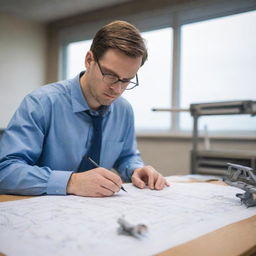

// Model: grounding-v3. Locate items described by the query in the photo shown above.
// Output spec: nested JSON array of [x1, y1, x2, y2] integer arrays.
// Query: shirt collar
[[70, 71, 112, 116]]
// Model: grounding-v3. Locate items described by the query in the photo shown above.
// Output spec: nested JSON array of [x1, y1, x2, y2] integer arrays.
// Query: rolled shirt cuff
[[46, 170, 73, 195]]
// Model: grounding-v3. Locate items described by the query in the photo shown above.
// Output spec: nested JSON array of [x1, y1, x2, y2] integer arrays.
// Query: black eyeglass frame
[[94, 55, 139, 90]]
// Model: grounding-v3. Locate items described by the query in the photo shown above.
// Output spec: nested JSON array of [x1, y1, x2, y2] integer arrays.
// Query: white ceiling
[[0, 0, 132, 23]]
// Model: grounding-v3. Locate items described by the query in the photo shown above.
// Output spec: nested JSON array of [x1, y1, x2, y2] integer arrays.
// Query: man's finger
[[165, 179, 171, 187], [100, 177, 121, 193], [97, 186, 115, 197], [155, 175, 164, 190], [147, 169, 155, 189], [96, 168, 122, 187], [131, 175, 145, 189]]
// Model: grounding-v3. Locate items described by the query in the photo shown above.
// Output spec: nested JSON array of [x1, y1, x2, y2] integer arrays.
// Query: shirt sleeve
[[0, 95, 72, 195], [113, 104, 144, 182]]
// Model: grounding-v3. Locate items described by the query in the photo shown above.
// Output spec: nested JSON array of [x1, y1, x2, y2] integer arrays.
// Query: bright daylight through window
[[123, 28, 173, 131], [180, 10, 256, 132]]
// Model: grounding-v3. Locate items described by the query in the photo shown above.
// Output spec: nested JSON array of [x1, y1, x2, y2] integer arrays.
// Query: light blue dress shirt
[[0, 73, 144, 195]]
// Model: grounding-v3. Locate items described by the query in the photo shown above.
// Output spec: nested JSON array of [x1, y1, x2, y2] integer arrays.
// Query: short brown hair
[[90, 20, 148, 66]]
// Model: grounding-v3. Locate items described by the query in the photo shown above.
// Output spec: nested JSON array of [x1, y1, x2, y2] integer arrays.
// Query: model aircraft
[[223, 163, 256, 207], [117, 217, 148, 239]]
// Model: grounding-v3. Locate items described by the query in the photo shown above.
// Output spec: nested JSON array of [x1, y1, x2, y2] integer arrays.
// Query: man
[[0, 20, 169, 197]]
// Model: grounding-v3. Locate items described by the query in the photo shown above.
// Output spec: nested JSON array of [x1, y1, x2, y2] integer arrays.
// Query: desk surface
[[1, 184, 256, 256]]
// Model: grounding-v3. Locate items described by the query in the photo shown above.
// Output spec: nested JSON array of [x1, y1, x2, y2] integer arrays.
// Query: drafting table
[[153, 100, 256, 175], [189, 100, 256, 175], [0, 177, 255, 256]]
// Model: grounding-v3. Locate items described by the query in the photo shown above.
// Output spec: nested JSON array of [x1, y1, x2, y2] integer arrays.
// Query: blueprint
[[0, 178, 256, 256]]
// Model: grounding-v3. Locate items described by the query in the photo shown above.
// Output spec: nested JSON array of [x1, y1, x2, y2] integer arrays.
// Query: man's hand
[[67, 168, 123, 197], [131, 166, 170, 190]]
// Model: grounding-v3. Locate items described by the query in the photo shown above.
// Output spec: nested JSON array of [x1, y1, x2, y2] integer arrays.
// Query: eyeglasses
[[95, 56, 139, 90]]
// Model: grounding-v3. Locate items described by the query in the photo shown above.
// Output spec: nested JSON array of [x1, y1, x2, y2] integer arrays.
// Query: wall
[[137, 136, 192, 176], [0, 14, 47, 128]]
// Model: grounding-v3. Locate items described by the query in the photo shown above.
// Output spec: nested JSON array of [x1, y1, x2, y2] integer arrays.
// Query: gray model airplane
[[117, 217, 148, 239], [223, 163, 256, 207]]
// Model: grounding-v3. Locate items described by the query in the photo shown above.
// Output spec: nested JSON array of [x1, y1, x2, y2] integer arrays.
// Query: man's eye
[[105, 75, 118, 81]]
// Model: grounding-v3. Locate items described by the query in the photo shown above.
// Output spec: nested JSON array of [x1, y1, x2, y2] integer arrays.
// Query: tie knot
[[85, 111, 103, 131]]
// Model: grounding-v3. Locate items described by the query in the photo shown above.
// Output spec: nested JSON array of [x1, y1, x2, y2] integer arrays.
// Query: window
[[63, 9, 256, 134], [123, 28, 173, 131], [180, 10, 256, 131], [66, 40, 92, 79]]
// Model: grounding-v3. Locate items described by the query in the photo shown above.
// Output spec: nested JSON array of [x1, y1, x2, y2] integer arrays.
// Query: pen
[[87, 156, 127, 192]]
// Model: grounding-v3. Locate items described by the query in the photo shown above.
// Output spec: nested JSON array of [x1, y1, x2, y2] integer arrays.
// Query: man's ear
[[85, 51, 94, 70]]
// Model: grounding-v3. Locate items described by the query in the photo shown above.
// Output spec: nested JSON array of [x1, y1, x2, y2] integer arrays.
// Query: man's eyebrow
[[101, 65, 135, 80]]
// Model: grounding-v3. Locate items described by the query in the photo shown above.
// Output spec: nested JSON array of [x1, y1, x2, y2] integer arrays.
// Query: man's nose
[[109, 81, 123, 94]]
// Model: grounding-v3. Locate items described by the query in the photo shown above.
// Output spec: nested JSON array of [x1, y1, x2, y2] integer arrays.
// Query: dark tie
[[78, 113, 103, 172]]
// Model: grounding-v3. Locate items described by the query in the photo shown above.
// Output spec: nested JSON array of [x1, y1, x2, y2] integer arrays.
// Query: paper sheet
[[0, 178, 255, 256], [168, 174, 222, 182]]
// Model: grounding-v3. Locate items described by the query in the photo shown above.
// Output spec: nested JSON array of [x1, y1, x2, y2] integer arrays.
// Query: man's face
[[83, 49, 142, 110]]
